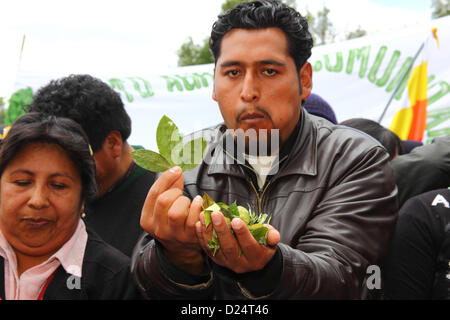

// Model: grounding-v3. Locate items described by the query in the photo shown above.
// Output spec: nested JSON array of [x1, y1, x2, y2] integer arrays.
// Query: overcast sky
[[0, 0, 433, 99]]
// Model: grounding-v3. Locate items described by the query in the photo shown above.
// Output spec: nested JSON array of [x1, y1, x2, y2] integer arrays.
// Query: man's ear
[[104, 131, 123, 158], [299, 62, 312, 100]]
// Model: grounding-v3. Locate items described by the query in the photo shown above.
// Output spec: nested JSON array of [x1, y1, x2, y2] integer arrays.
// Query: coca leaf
[[131, 149, 172, 173]]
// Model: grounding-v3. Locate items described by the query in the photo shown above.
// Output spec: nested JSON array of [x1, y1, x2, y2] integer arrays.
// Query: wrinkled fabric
[[133, 110, 398, 299]]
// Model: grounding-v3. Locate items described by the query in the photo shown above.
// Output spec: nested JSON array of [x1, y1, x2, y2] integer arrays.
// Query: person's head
[[340, 118, 403, 160], [303, 93, 338, 124], [0, 112, 96, 264], [210, 0, 313, 151], [27, 74, 132, 196]]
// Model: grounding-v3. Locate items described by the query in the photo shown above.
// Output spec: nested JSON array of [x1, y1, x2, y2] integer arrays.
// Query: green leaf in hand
[[237, 206, 250, 224], [201, 193, 272, 256], [202, 193, 215, 210], [131, 115, 206, 172], [131, 149, 172, 172], [179, 137, 207, 172], [204, 203, 221, 228], [208, 230, 221, 256], [157, 115, 182, 165], [248, 224, 269, 245]]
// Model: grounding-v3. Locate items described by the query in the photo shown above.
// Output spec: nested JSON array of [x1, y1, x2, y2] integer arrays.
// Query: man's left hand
[[195, 211, 280, 274]]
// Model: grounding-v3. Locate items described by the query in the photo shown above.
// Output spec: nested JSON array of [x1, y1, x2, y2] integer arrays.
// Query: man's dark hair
[[210, 0, 313, 71], [27, 74, 131, 152], [0, 112, 97, 203], [340, 118, 403, 160]]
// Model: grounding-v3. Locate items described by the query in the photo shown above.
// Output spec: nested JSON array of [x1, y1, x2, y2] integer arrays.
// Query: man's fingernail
[[232, 218, 243, 230], [212, 212, 222, 226], [169, 166, 181, 174], [194, 195, 202, 204]]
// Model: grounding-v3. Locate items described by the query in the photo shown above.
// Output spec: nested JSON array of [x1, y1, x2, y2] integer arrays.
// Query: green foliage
[[5, 87, 33, 125], [202, 193, 271, 256], [131, 115, 206, 172], [309, 6, 335, 45], [431, 0, 450, 18], [346, 26, 367, 40], [177, 37, 214, 67], [307, 5, 365, 45], [221, 0, 248, 12], [0, 97, 6, 124]]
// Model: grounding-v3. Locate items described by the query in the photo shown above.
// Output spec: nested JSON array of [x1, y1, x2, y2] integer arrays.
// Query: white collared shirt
[[244, 154, 277, 190]]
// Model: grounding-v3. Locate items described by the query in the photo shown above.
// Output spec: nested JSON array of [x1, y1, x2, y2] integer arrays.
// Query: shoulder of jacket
[[313, 119, 386, 156], [401, 188, 450, 226], [183, 122, 226, 146]]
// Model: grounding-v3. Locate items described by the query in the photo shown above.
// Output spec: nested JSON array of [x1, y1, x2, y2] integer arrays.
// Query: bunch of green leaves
[[202, 193, 271, 256], [131, 115, 206, 172]]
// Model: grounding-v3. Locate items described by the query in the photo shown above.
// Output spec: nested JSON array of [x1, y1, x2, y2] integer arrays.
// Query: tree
[[177, 0, 297, 66], [346, 26, 367, 40], [4, 87, 33, 125], [0, 97, 5, 124], [177, 37, 214, 66], [431, 0, 450, 18], [309, 5, 335, 46], [221, 0, 247, 12]]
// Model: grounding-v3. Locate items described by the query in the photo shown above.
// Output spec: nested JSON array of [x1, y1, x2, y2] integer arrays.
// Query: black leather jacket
[[132, 109, 398, 299]]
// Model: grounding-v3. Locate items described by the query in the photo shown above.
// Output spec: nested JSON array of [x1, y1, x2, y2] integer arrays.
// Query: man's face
[[92, 146, 116, 196], [213, 27, 312, 149]]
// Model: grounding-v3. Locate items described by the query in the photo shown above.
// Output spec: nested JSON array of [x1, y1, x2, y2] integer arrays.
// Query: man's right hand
[[140, 166, 204, 274]]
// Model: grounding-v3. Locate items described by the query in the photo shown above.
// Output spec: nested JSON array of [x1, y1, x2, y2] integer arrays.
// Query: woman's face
[[0, 142, 83, 259]]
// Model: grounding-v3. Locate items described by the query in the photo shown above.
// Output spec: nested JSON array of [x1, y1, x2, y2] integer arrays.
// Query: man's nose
[[28, 185, 50, 209], [240, 72, 260, 102]]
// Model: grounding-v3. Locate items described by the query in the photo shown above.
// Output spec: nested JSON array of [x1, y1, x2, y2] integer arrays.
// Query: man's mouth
[[239, 111, 266, 122]]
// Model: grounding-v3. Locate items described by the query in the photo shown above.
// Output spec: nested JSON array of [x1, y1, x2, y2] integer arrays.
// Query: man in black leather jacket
[[391, 134, 450, 208], [131, 0, 398, 299]]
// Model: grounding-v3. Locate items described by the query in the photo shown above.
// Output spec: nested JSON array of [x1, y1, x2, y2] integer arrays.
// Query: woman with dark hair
[[0, 112, 141, 299]]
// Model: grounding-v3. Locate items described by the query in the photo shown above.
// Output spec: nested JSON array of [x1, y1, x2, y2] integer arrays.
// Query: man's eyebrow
[[258, 59, 286, 66], [219, 61, 241, 68], [219, 60, 286, 68]]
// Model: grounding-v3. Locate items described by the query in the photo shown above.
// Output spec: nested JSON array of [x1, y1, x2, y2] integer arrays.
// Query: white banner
[[10, 16, 450, 150]]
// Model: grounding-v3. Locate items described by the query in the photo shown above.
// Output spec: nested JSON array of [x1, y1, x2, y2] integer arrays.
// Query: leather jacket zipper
[[221, 143, 289, 215], [249, 179, 271, 215], [248, 154, 288, 215]]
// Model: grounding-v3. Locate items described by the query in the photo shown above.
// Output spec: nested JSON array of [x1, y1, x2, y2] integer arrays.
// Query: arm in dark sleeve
[[213, 246, 283, 299], [131, 234, 214, 299], [383, 194, 441, 299], [272, 146, 398, 299]]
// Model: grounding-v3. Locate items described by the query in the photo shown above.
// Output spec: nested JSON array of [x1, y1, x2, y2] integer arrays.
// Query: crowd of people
[[0, 0, 448, 300]]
